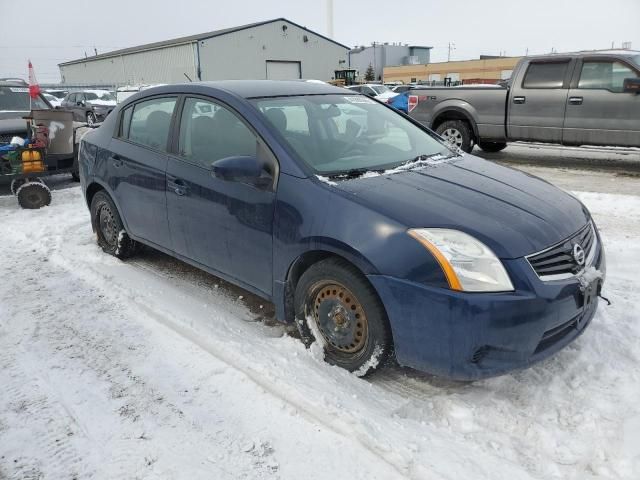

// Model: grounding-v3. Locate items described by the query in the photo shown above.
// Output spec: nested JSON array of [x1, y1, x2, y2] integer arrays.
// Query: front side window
[[370, 85, 390, 95], [522, 61, 569, 89], [127, 97, 176, 151], [178, 98, 258, 167], [578, 61, 639, 92], [252, 94, 449, 176]]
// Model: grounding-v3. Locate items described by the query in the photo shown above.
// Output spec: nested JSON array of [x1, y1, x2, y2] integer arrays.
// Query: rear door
[[563, 57, 640, 146], [166, 96, 277, 295], [108, 96, 177, 248], [507, 58, 574, 143]]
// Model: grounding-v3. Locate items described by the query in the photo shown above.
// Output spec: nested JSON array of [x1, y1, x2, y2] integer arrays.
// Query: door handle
[[110, 155, 123, 168], [513, 96, 526, 104], [568, 96, 583, 105], [167, 179, 188, 196]]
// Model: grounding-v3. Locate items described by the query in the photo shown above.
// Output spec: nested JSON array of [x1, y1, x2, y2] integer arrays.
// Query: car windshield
[[85, 91, 115, 101], [251, 94, 451, 176], [370, 85, 390, 95], [0, 86, 50, 111]]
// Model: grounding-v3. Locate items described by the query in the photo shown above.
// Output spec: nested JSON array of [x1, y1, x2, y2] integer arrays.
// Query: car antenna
[[183, 73, 193, 82]]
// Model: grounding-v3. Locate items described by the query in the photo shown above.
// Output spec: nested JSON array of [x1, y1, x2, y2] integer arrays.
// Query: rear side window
[[126, 97, 176, 151], [578, 61, 639, 92], [522, 62, 569, 89]]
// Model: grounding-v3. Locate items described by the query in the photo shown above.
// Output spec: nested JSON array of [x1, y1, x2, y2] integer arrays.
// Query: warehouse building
[[349, 43, 432, 82], [384, 56, 521, 85], [58, 18, 350, 85]]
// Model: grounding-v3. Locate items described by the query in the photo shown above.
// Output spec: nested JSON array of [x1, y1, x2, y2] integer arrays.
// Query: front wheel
[[16, 181, 51, 209], [90, 191, 137, 259], [86, 111, 97, 126], [435, 120, 474, 153], [294, 258, 393, 376], [478, 141, 508, 153]]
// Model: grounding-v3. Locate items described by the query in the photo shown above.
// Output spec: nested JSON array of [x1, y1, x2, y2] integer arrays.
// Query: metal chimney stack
[[327, 0, 334, 38]]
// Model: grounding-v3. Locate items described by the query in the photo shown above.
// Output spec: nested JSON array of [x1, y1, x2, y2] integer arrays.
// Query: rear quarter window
[[522, 62, 570, 89]]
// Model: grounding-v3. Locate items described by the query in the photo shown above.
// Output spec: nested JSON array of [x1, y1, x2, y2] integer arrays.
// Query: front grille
[[527, 222, 596, 280]]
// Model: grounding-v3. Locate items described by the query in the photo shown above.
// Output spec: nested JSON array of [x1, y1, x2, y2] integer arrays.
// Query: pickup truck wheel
[[294, 258, 393, 377], [435, 120, 473, 153], [478, 141, 508, 153]]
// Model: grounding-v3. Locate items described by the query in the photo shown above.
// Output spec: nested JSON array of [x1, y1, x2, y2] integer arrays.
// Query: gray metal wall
[[349, 45, 431, 81], [198, 20, 348, 81], [59, 43, 198, 85]]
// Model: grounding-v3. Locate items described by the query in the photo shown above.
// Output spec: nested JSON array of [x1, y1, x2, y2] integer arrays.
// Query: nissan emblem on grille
[[573, 243, 586, 266]]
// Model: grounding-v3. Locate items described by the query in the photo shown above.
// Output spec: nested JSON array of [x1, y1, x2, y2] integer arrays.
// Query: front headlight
[[408, 228, 514, 292]]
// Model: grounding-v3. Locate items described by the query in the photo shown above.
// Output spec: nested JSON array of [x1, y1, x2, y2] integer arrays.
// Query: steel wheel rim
[[310, 282, 368, 354], [98, 204, 117, 247], [442, 128, 463, 147]]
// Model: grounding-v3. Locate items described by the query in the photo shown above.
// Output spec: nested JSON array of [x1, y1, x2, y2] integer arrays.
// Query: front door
[[507, 59, 573, 143], [166, 97, 277, 295], [563, 58, 640, 147], [108, 96, 177, 248]]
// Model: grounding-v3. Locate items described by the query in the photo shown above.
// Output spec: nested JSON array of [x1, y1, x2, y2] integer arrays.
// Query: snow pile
[[0, 186, 639, 479]]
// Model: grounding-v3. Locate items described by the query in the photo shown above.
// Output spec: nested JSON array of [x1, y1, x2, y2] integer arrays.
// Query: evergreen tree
[[364, 63, 375, 82]]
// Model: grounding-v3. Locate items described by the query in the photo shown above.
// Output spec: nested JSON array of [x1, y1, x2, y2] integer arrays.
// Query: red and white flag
[[28, 60, 41, 99]]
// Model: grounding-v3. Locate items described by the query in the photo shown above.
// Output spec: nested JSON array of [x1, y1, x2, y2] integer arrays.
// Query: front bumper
[[368, 242, 605, 381]]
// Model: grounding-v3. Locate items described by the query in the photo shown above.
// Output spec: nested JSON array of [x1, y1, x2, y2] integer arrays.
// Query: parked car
[[391, 84, 418, 93], [61, 89, 116, 125], [79, 80, 605, 380], [345, 84, 397, 102], [410, 50, 640, 152], [44, 89, 68, 101], [43, 92, 62, 108]]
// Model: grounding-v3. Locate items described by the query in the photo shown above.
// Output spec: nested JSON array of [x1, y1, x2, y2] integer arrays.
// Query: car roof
[[0, 78, 28, 87], [141, 80, 349, 99]]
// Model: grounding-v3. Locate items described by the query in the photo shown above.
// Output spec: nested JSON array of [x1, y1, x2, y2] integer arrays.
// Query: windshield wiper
[[327, 168, 383, 179]]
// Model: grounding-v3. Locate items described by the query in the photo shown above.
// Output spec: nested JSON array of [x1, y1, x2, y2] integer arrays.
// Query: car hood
[[330, 155, 589, 259]]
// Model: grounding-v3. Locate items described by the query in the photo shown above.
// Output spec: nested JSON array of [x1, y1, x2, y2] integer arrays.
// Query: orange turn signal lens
[[408, 230, 463, 291]]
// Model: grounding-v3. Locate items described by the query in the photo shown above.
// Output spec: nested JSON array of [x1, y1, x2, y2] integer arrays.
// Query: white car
[[43, 92, 62, 108], [345, 84, 397, 102]]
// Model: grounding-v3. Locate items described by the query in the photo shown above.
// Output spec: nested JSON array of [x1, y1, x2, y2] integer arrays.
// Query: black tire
[[10, 178, 26, 196], [86, 111, 97, 126], [478, 141, 508, 153], [435, 120, 474, 153], [90, 190, 137, 259], [294, 258, 393, 376], [71, 170, 80, 182], [16, 182, 51, 209]]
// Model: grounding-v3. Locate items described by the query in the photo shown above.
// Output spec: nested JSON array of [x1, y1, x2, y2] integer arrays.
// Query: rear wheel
[[16, 181, 51, 209], [435, 120, 473, 153], [294, 258, 393, 376], [478, 141, 507, 153], [90, 191, 137, 259]]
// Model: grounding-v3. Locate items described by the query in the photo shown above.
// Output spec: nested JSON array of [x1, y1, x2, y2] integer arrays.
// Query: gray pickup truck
[[409, 50, 640, 152]]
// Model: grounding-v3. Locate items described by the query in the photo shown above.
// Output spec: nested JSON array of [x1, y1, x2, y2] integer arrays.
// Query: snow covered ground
[[1, 180, 639, 479]]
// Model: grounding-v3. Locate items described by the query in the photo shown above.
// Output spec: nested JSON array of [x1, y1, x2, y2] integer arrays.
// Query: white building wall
[[197, 20, 348, 81], [60, 43, 197, 85]]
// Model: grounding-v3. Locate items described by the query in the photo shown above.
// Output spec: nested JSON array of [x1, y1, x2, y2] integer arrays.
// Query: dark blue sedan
[[78, 81, 605, 380]]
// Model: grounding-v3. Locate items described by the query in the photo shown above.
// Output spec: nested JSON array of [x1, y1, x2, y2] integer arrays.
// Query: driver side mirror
[[623, 78, 640, 94], [77, 100, 85, 106], [211, 155, 271, 188]]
